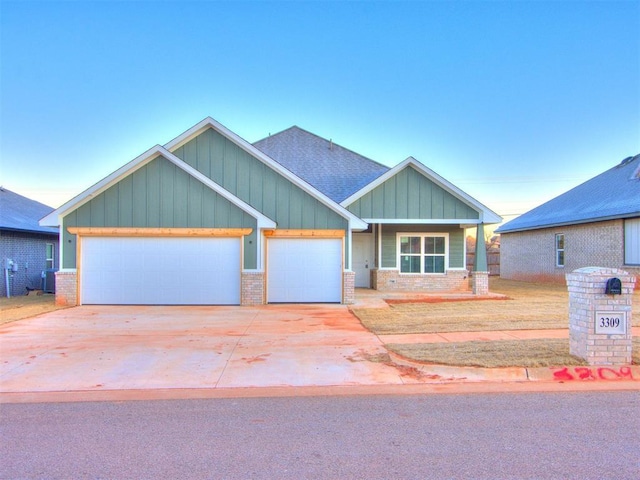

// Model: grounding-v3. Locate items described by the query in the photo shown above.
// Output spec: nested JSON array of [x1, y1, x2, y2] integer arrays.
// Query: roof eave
[[497, 212, 640, 234], [0, 226, 59, 236]]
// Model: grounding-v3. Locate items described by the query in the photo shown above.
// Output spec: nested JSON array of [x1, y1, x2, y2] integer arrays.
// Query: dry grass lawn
[[0, 294, 66, 325], [387, 339, 589, 368], [353, 277, 639, 335], [388, 338, 640, 368], [353, 278, 640, 368]]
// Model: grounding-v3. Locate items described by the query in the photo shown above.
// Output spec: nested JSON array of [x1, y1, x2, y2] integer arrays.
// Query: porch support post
[[472, 223, 489, 295], [474, 223, 488, 272]]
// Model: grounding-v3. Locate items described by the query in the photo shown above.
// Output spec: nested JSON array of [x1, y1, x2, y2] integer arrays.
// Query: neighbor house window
[[46, 243, 54, 269], [624, 218, 640, 265], [555, 234, 564, 267], [399, 234, 448, 273]]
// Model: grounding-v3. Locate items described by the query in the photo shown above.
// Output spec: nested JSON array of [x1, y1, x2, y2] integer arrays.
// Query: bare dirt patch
[[0, 294, 67, 325]]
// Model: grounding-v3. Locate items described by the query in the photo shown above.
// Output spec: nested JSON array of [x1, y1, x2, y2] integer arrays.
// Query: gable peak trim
[[165, 117, 368, 230], [340, 156, 501, 224]]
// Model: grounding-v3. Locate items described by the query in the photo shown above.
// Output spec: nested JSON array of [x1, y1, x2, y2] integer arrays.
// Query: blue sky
[[1, 1, 639, 227]]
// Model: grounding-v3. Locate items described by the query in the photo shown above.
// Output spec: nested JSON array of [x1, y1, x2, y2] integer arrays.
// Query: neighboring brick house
[[497, 154, 640, 283], [41, 117, 501, 306], [0, 188, 59, 296]]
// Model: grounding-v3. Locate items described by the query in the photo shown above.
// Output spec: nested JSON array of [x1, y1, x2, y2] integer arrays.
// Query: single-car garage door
[[81, 236, 240, 305], [267, 238, 342, 303]]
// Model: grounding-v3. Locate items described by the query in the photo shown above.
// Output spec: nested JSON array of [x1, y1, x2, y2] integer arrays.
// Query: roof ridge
[[254, 126, 390, 170]]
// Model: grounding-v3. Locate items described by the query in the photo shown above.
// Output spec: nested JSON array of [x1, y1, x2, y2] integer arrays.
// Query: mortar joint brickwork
[[371, 269, 469, 293], [566, 267, 635, 365], [343, 271, 355, 304], [241, 271, 264, 306], [54, 271, 77, 306]]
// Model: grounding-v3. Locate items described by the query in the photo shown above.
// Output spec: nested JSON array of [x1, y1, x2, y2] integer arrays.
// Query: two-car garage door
[[80, 236, 343, 305], [81, 237, 241, 305]]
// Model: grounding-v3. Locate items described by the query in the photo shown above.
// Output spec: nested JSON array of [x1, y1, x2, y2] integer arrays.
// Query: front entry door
[[353, 234, 374, 288]]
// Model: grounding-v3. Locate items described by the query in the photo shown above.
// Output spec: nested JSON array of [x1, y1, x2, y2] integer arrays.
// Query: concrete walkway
[[379, 326, 640, 344]]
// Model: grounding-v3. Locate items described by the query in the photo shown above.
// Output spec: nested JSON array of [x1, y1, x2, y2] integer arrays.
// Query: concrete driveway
[[0, 304, 410, 393]]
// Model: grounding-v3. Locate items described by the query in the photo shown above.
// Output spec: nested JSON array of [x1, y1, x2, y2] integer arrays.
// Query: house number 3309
[[599, 317, 620, 328], [594, 311, 626, 334]]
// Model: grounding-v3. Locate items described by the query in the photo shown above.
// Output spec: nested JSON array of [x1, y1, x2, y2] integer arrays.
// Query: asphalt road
[[1, 391, 638, 479]]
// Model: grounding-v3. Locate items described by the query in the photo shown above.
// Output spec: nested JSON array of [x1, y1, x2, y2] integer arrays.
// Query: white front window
[[398, 233, 448, 274]]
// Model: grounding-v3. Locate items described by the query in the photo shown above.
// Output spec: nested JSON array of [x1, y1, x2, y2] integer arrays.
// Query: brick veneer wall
[[500, 219, 640, 283], [0, 231, 58, 297], [241, 271, 264, 305], [471, 271, 489, 295], [372, 269, 469, 292], [566, 267, 635, 365], [55, 271, 77, 306], [343, 271, 355, 304]]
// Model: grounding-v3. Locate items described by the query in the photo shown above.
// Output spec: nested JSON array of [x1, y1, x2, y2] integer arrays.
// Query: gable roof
[[164, 118, 367, 230], [341, 157, 503, 224], [497, 153, 640, 233], [253, 126, 389, 203], [40, 117, 367, 231], [0, 188, 58, 235], [40, 145, 277, 230]]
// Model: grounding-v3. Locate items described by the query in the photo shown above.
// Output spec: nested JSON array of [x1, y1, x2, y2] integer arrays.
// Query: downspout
[[5, 265, 10, 298]]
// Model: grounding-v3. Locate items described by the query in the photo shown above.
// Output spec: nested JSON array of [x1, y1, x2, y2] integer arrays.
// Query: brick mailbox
[[566, 267, 636, 365]]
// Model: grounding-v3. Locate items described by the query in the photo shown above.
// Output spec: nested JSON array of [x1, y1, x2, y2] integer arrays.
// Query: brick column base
[[343, 271, 355, 304], [566, 267, 635, 365], [55, 270, 77, 306], [471, 271, 489, 295], [241, 271, 264, 306]]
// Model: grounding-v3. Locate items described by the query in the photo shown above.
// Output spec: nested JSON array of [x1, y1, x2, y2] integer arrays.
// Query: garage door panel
[[268, 238, 342, 303], [81, 237, 240, 305]]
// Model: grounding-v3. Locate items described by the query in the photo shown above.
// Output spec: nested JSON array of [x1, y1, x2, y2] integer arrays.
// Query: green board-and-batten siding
[[61, 155, 257, 269], [173, 129, 348, 231], [347, 165, 480, 221], [380, 224, 465, 269]]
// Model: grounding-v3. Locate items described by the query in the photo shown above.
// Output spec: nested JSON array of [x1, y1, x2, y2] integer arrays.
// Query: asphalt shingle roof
[[0, 188, 58, 235], [497, 154, 640, 233], [253, 126, 390, 203]]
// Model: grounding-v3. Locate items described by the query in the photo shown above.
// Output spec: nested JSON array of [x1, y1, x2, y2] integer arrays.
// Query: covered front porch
[[350, 222, 492, 297]]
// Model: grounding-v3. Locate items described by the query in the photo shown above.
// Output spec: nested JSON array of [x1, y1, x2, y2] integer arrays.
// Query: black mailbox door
[[605, 278, 622, 295]]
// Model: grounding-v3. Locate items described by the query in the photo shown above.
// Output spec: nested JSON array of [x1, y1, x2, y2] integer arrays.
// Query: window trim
[[555, 233, 565, 268], [397, 232, 449, 274], [624, 218, 640, 266], [46, 243, 55, 270]]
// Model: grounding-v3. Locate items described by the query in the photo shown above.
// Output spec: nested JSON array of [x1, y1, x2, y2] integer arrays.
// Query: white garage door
[[268, 238, 342, 303], [81, 237, 240, 305]]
